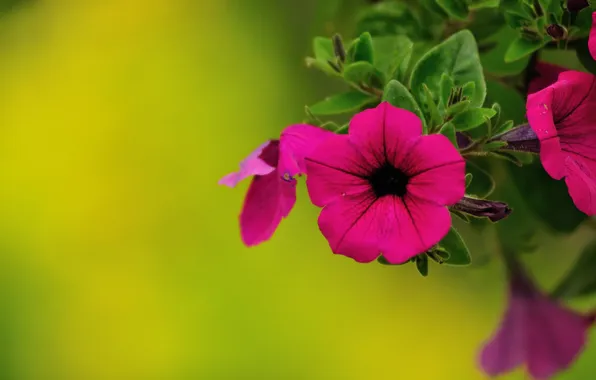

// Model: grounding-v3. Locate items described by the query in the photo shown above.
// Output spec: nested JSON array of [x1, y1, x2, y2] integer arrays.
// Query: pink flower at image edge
[[219, 125, 332, 246], [526, 70, 596, 215], [305, 102, 466, 264]]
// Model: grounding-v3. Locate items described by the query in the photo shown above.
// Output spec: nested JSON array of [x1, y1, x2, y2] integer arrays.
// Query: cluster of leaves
[[304, 0, 596, 278]]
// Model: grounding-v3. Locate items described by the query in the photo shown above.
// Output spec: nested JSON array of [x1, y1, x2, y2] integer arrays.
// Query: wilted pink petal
[[218, 141, 276, 187], [526, 70, 596, 215], [305, 102, 465, 263], [479, 266, 592, 379], [221, 124, 331, 246], [590, 12, 596, 60]]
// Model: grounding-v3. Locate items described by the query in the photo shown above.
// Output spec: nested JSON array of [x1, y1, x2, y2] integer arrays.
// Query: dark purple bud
[[452, 197, 512, 222], [332, 34, 346, 63], [567, 0, 590, 12], [546, 24, 568, 41], [492, 124, 540, 153], [456, 132, 472, 149]]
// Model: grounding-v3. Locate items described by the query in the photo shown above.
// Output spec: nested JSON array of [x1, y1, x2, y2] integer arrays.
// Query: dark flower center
[[369, 163, 409, 198]]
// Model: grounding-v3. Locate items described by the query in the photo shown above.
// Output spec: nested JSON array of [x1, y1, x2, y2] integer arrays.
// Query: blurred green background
[[0, 0, 594, 379]]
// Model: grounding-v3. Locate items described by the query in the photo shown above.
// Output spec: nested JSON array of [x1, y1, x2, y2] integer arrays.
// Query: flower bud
[[546, 24, 568, 41], [492, 124, 540, 153], [452, 197, 511, 222], [332, 34, 346, 63], [567, 0, 590, 12]]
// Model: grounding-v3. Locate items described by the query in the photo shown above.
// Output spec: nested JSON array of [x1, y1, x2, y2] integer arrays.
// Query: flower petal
[[240, 171, 296, 246], [381, 196, 452, 263], [564, 158, 596, 215], [400, 134, 465, 181], [305, 134, 371, 207], [348, 102, 422, 168], [219, 141, 277, 187], [590, 12, 596, 60], [478, 294, 526, 377], [528, 62, 566, 95], [317, 191, 384, 263], [279, 124, 333, 177], [526, 295, 590, 379]]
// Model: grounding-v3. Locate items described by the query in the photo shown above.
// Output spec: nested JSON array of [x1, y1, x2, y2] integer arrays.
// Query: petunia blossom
[[479, 260, 593, 379], [305, 102, 465, 264], [525, 70, 596, 215], [219, 125, 332, 246], [590, 11, 596, 60]]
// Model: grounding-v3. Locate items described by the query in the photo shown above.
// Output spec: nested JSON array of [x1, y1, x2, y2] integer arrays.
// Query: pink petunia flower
[[219, 125, 332, 246], [590, 12, 596, 60], [304, 102, 466, 264], [526, 70, 596, 215], [479, 260, 593, 379]]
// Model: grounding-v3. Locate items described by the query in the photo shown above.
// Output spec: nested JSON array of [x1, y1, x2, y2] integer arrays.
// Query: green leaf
[[352, 32, 374, 64], [465, 173, 473, 187], [410, 30, 486, 109], [310, 92, 377, 115], [422, 84, 442, 129], [320, 121, 340, 132], [505, 36, 547, 63], [446, 100, 472, 118], [468, 0, 500, 9], [305, 57, 341, 76], [439, 73, 455, 109], [313, 37, 335, 61], [493, 120, 515, 136], [356, 2, 424, 39], [508, 161, 587, 232], [343, 61, 375, 84], [436, 0, 469, 20], [484, 80, 526, 124], [552, 240, 596, 299], [483, 141, 508, 152], [491, 103, 502, 129], [451, 209, 471, 223], [467, 160, 495, 197], [383, 80, 427, 132], [372, 35, 413, 83], [491, 151, 524, 166], [439, 122, 457, 147], [461, 81, 476, 102], [440, 227, 472, 266], [481, 28, 531, 76], [336, 123, 349, 134], [415, 254, 429, 276], [452, 108, 497, 131]]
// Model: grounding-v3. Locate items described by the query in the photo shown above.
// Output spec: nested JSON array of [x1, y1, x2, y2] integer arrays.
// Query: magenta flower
[[304, 102, 465, 264], [526, 70, 596, 215], [219, 125, 332, 246], [590, 12, 596, 60], [479, 264, 593, 379]]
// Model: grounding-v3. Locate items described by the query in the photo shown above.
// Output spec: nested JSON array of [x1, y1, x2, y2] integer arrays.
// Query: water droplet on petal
[[341, 192, 346, 197], [282, 172, 292, 182]]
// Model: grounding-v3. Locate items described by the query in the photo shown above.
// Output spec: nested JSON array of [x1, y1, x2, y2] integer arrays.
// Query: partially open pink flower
[[219, 125, 331, 246], [589, 12, 596, 60], [305, 102, 465, 264], [526, 71, 596, 215], [527, 62, 566, 95], [479, 263, 593, 379]]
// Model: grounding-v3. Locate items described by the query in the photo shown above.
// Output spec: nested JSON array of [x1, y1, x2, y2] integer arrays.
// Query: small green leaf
[[372, 35, 413, 83], [439, 122, 457, 147], [483, 141, 508, 152], [505, 36, 547, 63], [309, 92, 377, 115], [343, 61, 375, 84], [313, 37, 335, 61], [451, 209, 471, 223], [439, 73, 455, 109], [440, 227, 472, 266], [305, 57, 341, 76], [468, 0, 500, 9], [427, 248, 450, 264], [467, 160, 495, 197], [461, 81, 476, 101], [416, 254, 429, 276], [422, 84, 442, 129], [491, 103, 502, 130], [465, 173, 473, 187], [436, 0, 469, 20], [410, 30, 487, 109], [481, 27, 531, 76], [491, 151, 524, 166], [446, 100, 472, 118], [452, 108, 497, 131], [336, 124, 349, 134], [552, 240, 596, 299], [352, 32, 374, 64], [320, 121, 340, 132], [383, 80, 427, 132], [493, 120, 515, 136]]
